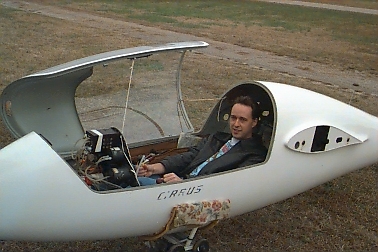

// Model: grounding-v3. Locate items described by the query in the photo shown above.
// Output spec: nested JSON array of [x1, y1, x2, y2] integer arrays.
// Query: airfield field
[[1, 0, 377, 251]]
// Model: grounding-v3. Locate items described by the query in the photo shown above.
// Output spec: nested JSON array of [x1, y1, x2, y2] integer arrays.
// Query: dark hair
[[233, 96, 261, 120]]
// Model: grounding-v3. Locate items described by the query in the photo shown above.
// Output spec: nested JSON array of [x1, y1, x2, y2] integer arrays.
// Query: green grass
[[52, 0, 377, 48], [0, 4, 18, 17]]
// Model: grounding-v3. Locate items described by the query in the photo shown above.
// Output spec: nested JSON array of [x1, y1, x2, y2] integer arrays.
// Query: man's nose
[[234, 119, 241, 126]]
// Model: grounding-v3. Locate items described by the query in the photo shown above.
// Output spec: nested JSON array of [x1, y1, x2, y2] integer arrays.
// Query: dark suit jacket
[[161, 132, 267, 178]]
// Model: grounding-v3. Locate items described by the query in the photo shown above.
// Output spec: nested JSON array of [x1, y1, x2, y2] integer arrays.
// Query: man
[[137, 96, 267, 185]]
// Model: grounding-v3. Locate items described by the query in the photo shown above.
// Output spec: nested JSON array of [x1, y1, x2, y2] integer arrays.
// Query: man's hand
[[163, 173, 183, 183], [137, 163, 153, 177], [136, 163, 181, 183], [137, 163, 165, 177]]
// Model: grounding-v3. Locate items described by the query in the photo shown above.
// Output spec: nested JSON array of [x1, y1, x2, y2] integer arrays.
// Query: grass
[[0, 1, 377, 251], [28, 0, 378, 73], [46, 0, 378, 44]]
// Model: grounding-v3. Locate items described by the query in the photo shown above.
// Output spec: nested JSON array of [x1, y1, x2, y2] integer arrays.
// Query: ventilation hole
[[295, 141, 300, 149]]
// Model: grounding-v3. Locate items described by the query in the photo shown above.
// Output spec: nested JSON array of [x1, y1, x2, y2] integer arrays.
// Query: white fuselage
[[1, 81, 377, 241]]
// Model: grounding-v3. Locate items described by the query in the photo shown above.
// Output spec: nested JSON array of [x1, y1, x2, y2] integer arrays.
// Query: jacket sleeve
[[160, 136, 209, 175]]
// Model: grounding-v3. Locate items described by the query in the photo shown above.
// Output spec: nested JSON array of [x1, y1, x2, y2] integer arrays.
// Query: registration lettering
[[157, 185, 203, 200]]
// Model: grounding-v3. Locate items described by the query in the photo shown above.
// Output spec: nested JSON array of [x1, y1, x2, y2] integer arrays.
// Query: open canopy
[[0, 41, 209, 156]]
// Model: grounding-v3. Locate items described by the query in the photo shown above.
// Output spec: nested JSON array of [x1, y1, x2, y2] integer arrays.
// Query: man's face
[[229, 103, 257, 140]]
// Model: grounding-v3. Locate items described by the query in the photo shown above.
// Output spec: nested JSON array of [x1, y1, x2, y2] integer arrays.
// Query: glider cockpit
[[71, 81, 275, 191]]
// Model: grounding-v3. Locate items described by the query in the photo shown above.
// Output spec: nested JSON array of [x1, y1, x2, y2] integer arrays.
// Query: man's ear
[[252, 118, 258, 128]]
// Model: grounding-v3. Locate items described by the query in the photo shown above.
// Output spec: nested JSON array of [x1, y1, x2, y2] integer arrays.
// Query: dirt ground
[[0, 0, 377, 251]]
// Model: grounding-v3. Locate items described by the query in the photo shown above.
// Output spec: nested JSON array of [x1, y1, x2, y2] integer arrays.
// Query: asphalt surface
[[259, 0, 378, 15]]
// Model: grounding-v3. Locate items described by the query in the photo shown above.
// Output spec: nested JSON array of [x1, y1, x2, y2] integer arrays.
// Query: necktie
[[189, 139, 233, 177]]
